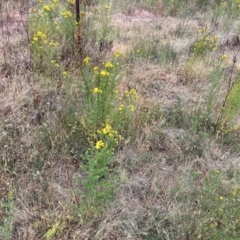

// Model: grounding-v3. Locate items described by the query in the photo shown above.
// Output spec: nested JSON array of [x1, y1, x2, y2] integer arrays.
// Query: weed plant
[[132, 39, 177, 64], [172, 168, 240, 239], [29, 0, 76, 72], [0, 190, 15, 240], [78, 54, 138, 216], [190, 28, 218, 58], [28, 0, 138, 222]]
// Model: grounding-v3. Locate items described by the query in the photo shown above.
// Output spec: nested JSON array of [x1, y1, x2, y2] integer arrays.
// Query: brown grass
[[1, 1, 240, 239]]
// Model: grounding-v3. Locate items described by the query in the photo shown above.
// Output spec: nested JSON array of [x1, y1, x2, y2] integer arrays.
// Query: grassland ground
[[1, 0, 240, 239]]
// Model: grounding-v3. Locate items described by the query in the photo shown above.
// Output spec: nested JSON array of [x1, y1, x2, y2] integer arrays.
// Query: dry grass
[[1, 0, 240, 239]]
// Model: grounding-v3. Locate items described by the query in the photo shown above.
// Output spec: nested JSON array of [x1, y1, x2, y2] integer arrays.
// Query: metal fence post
[[76, 0, 80, 24]]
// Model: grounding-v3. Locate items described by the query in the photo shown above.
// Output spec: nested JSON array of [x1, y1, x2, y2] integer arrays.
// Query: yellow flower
[[126, 88, 138, 98], [83, 56, 90, 65], [215, 196, 223, 201], [221, 54, 227, 60], [7, 190, 14, 200], [95, 140, 105, 149], [61, 11, 72, 18], [62, 71, 68, 75], [33, 37, 38, 41], [109, 130, 118, 138], [118, 104, 124, 111], [104, 4, 110, 10], [136, 49, 141, 53], [55, 63, 59, 68], [129, 88, 137, 95], [102, 124, 112, 134], [43, 5, 51, 11], [210, 223, 215, 228], [130, 105, 135, 111], [36, 31, 46, 39], [100, 70, 109, 77], [92, 87, 102, 94], [67, 0, 75, 4], [105, 61, 113, 68], [93, 66, 99, 72], [114, 51, 121, 57], [232, 187, 238, 197], [49, 40, 57, 46]]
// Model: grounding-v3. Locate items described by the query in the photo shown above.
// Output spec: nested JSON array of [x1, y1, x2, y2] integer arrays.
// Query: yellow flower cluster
[[92, 87, 102, 94], [67, 0, 76, 4], [95, 124, 121, 148], [32, 31, 47, 43], [98, 124, 119, 137], [92, 61, 113, 76], [100, 70, 110, 77], [95, 124, 121, 150], [215, 196, 224, 201], [221, 54, 227, 60], [54, 22, 61, 31], [61, 11, 72, 18], [51, 60, 59, 68], [197, 27, 207, 34], [104, 4, 110, 10], [95, 123, 121, 150], [36, 31, 46, 39], [118, 104, 124, 111], [113, 51, 121, 57], [130, 105, 134, 111], [232, 187, 238, 197], [125, 88, 138, 98], [49, 40, 59, 46], [83, 57, 90, 65], [105, 61, 113, 68], [43, 5, 51, 12], [193, 35, 218, 55], [102, 124, 112, 134], [95, 140, 105, 149]]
